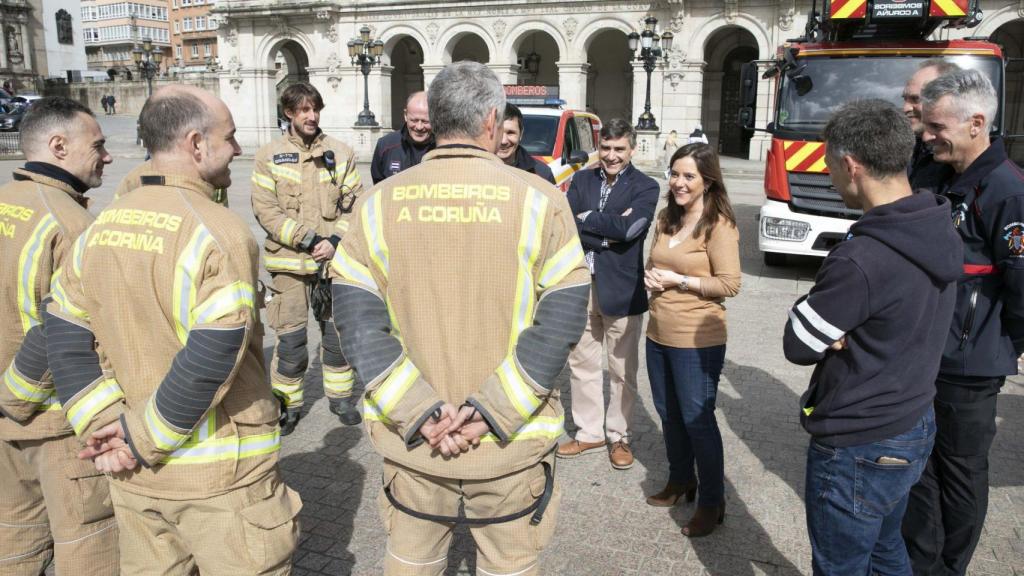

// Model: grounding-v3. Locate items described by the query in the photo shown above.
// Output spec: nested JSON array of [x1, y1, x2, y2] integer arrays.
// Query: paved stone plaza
[[9, 115, 1022, 575]]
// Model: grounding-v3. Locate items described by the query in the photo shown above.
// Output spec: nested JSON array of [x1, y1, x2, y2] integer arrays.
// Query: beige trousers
[[567, 284, 643, 443], [110, 471, 302, 575], [0, 435, 118, 575], [379, 457, 561, 576]]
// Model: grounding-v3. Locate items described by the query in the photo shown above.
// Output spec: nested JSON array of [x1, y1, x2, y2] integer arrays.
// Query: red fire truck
[[740, 0, 1009, 265]]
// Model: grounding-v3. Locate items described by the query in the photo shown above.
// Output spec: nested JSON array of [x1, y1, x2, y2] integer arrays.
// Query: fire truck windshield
[[777, 55, 1003, 134], [521, 114, 560, 156]]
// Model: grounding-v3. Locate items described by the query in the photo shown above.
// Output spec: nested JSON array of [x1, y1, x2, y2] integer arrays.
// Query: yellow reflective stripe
[[160, 430, 280, 465], [173, 227, 214, 344], [191, 281, 255, 325], [264, 256, 318, 273], [330, 247, 376, 290], [334, 219, 350, 235], [480, 415, 564, 443], [252, 172, 276, 191], [50, 275, 88, 321], [3, 364, 50, 403], [279, 219, 299, 246], [538, 238, 584, 290], [17, 214, 59, 333], [37, 393, 61, 411], [319, 169, 334, 183], [71, 227, 89, 278], [496, 357, 542, 419], [508, 188, 549, 354], [324, 369, 355, 393], [145, 399, 191, 452], [803, 406, 814, 416], [267, 163, 301, 184], [362, 193, 390, 278], [369, 357, 419, 417], [362, 398, 392, 424], [67, 378, 123, 435], [343, 169, 361, 188]]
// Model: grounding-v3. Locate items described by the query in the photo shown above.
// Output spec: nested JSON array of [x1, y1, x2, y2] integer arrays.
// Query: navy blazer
[[566, 164, 660, 316]]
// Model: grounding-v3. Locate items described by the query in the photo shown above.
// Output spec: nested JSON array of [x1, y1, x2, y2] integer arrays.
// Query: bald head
[[139, 85, 225, 154], [404, 91, 431, 145]]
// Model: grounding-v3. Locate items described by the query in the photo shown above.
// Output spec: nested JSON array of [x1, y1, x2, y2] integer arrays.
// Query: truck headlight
[[762, 217, 810, 241]]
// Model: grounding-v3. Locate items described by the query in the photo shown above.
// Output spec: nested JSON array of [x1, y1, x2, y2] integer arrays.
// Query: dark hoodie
[[784, 192, 963, 447], [370, 123, 435, 184], [510, 145, 555, 184]]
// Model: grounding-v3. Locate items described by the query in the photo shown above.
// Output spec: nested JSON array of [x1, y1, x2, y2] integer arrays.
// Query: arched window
[[56, 9, 74, 45]]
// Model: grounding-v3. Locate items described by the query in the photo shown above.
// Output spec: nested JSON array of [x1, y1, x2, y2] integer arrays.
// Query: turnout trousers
[[378, 456, 561, 576], [266, 271, 355, 408], [0, 434, 118, 575]]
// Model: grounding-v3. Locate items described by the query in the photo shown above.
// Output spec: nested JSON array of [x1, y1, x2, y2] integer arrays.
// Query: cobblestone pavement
[[10, 114, 1022, 575]]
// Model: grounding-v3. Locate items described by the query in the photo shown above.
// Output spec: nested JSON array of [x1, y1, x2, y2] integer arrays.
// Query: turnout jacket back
[[252, 130, 363, 275], [0, 168, 92, 440], [330, 146, 590, 480], [935, 140, 1024, 377], [46, 174, 280, 500], [370, 124, 435, 184], [784, 193, 962, 447]]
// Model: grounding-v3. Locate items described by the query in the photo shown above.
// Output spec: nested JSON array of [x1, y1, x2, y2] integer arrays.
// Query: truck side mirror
[[740, 61, 758, 109], [567, 150, 589, 165]]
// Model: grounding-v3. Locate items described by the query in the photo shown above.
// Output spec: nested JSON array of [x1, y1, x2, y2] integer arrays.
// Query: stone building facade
[[169, 0, 219, 73], [213, 0, 1024, 162], [81, 0, 171, 74]]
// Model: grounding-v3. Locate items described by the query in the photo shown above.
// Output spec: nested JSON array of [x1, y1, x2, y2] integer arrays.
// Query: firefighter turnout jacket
[[330, 146, 590, 480], [0, 168, 92, 440], [115, 160, 229, 206], [44, 173, 280, 499], [252, 130, 362, 275]]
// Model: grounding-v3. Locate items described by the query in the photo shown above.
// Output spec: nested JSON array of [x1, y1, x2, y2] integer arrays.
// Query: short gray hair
[[19, 97, 95, 155], [600, 118, 637, 148], [921, 68, 997, 130], [428, 61, 506, 140], [823, 99, 915, 179], [138, 92, 211, 154]]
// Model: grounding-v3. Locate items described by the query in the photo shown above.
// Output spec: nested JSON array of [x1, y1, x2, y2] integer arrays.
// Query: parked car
[[0, 101, 29, 131]]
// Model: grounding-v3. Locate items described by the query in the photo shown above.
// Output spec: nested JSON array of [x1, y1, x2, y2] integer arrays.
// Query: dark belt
[[384, 461, 554, 526]]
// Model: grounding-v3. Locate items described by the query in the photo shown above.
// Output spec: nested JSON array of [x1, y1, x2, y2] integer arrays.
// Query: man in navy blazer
[[558, 118, 660, 470]]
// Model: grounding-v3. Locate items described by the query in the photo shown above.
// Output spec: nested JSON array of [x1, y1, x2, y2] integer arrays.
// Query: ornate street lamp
[[348, 26, 384, 127], [628, 16, 673, 131], [133, 38, 163, 99]]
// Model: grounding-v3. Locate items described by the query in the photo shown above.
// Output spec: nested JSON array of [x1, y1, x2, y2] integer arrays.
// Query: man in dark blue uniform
[[370, 91, 435, 183], [497, 104, 555, 184], [902, 69, 1024, 576], [902, 58, 958, 191]]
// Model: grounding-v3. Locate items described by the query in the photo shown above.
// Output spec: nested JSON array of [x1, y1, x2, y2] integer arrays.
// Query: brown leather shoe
[[645, 481, 697, 507], [556, 439, 606, 458], [681, 503, 725, 538], [609, 440, 634, 470]]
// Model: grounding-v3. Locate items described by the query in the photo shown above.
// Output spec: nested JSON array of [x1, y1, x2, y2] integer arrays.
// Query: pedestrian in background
[[643, 142, 740, 538], [101, 94, 109, 115], [688, 125, 708, 144], [785, 99, 961, 575], [661, 129, 679, 165]]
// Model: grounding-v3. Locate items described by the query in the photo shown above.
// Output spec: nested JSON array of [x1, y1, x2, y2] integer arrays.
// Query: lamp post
[[627, 16, 673, 131], [132, 38, 162, 99], [347, 26, 384, 127]]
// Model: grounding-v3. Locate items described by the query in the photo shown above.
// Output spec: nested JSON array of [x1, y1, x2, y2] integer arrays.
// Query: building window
[[204, 42, 211, 57], [56, 9, 74, 45], [190, 43, 199, 58], [176, 46, 182, 59], [196, 16, 204, 30], [183, 17, 192, 31], [174, 20, 179, 34], [182, 0, 191, 6]]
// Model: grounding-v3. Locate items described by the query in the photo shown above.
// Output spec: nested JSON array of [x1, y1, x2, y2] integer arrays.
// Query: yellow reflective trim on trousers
[[191, 281, 255, 325], [267, 163, 301, 184], [173, 227, 214, 345], [330, 247, 376, 290], [362, 193, 390, 278], [160, 430, 281, 465], [67, 378, 124, 435], [272, 379, 304, 406], [369, 357, 419, 417], [37, 393, 61, 411], [252, 173, 276, 191], [17, 214, 59, 334], [497, 357, 542, 419], [480, 414, 564, 443], [324, 369, 355, 393], [508, 188, 548, 355], [3, 364, 50, 403], [264, 256, 318, 273], [145, 398, 191, 452], [50, 275, 88, 321], [279, 219, 298, 246], [538, 238, 584, 290]]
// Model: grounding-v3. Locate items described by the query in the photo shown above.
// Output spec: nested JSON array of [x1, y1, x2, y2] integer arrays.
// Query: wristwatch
[[678, 275, 689, 291]]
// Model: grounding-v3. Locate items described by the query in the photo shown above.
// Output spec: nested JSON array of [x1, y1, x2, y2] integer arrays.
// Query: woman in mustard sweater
[[643, 143, 741, 538]]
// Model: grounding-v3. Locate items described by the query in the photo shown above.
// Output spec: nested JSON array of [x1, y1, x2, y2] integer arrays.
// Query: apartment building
[[81, 0, 170, 73], [169, 0, 217, 72]]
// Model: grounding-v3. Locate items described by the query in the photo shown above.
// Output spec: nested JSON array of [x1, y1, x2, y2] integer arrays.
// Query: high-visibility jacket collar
[[285, 127, 326, 153], [138, 173, 219, 202], [422, 145, 501, 164], [12, 167, 88, 207]]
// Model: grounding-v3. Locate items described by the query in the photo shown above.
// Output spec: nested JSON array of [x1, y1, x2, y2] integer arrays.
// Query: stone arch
[[380, 25, 430, 66], [689, 14, 770, 62], [385, 34, 426, 128], [511, 30, 561, 86], [971, 5, 1024, 39], [438, 23, 496, 64], [585, 27, 633, 121], [577, 17, 636, 61], [701, 25, 759, 158], [504, 21, 568, 65], [257, 31, 316, 70], [989, 16, 1024, 165]]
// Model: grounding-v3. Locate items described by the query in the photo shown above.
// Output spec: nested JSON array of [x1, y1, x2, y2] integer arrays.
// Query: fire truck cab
[[739, 0, 1008, 265]]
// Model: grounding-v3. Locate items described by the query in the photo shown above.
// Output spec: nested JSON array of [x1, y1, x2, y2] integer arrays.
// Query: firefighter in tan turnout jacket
[[43, 86, 301, 575], [331, 62, 590, 576], [0, 98, 118, 574], [252, 83, 364, 434]]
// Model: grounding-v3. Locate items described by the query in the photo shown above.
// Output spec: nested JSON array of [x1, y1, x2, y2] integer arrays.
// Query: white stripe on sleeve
[[788, 308, 829, 353], [797, 300, 845, 341]]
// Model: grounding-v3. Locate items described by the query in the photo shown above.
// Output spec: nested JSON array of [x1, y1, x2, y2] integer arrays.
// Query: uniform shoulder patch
[[273, 153, 300, 164], [1003, 222, 1024, 257]]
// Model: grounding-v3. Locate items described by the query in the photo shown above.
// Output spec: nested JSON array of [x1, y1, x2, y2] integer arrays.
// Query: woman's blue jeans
[[645, 339, 726, 507]]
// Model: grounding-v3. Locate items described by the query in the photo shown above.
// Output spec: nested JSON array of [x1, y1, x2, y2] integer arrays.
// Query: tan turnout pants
[[379, 457, 561, 576], [110, 471, 302, 575], [0, 435, 118, 575]]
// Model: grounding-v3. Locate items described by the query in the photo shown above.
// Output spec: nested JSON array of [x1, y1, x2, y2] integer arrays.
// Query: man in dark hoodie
[[903, 58, 958, 191], [497, 103, 556, 184], [784, 99, 962, 575], [902, 69, 1024, 576], [370, 91, 435, 184]]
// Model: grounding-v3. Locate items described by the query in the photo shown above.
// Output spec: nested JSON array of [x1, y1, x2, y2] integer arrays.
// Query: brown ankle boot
[[681, 503, 725, 538], [645, 481, 697, 507]]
